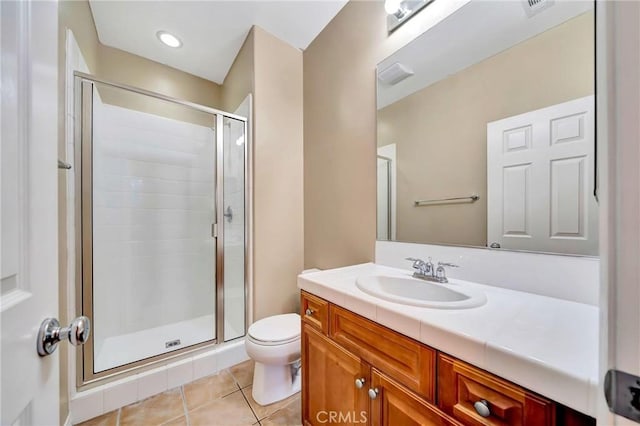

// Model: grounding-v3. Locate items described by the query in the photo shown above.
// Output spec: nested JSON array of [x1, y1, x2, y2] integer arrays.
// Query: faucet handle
[[438, 261, 459, 268], [406, 257, 428, 275], [406, 257, 424, 265], [405, 257, 425, 268]]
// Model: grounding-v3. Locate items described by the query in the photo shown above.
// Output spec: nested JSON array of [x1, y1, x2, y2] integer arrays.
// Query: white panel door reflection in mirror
[[487, 96, 597, 255]]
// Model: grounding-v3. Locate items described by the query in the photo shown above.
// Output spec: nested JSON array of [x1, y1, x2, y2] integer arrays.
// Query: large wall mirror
[[376, 0, 596, 256]]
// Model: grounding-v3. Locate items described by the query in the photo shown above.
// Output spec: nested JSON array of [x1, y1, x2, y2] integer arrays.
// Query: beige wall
[[378, 12, 594, 246], [221, 26, 305, 321], [221, 30, 255, 113], [303, 0, 466, 269], [252, 27, 304, 320], [97, 45, 221, 110]]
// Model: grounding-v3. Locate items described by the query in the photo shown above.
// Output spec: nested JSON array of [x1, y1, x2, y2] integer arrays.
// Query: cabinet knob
[[368, 388, 379, 400], [355, 378, 366, 389], [305, 308, 314, 316], [473, 399, 491, 417]]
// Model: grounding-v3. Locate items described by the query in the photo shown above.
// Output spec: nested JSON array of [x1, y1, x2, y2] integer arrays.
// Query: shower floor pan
[[94, 314, 215, 372]]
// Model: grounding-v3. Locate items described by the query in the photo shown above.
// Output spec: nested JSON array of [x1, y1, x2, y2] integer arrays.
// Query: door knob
[[37, 316, 91, 356], [368, 388, 379, 399], [355, 377, 366, 389], [305, 308, 314, 316]]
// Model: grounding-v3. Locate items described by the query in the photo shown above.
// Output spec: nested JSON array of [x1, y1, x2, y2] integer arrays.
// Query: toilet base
[[251, 360, 301, 406]]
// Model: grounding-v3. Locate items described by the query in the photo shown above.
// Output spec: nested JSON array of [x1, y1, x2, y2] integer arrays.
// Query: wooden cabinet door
[[370, 369, 461, 426], [302, 324, 370, 426]]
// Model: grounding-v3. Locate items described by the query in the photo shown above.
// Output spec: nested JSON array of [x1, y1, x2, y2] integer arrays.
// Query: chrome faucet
[[406, 257, 433, 277], [406, 257, 458, 283]]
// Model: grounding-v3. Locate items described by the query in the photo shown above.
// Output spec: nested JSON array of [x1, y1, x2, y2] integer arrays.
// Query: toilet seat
[[248, 313, 300, 346]]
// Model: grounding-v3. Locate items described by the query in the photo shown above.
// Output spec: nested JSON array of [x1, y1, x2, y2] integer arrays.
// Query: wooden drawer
[[301, 291, 329, 335], [330, 305, 435, 402], [438, 353, 555, 426], [371, 369, 462, 426]]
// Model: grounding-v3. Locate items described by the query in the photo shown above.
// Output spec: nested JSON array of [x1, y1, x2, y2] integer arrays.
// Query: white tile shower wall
[[376, 241, 599, 306], [91, 95, 217, 351], [70, 340, 249, 424]]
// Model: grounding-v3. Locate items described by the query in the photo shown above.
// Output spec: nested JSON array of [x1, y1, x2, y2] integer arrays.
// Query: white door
[[598, 1, 640, 425], [1, 1, 60, 425], [487, 96, 597, 255]]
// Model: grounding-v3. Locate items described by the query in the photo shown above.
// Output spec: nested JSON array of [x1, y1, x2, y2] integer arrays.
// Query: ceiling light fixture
[[384, 0, 403, 15], [156, 31, 182, 48], [386, 0, 435, 33]]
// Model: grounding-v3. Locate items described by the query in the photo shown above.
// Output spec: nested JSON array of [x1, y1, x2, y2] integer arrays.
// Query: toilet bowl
[[245, 313, 301, 406]]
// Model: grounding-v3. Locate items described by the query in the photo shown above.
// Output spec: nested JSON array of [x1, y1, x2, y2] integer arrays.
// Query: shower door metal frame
[[73, 72, 250, 387], [377, 155, 392, 240]]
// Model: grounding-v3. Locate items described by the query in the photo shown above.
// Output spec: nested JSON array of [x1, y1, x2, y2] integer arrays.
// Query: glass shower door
[[82, 79, 218, 374], [220, 116, 246, 341]]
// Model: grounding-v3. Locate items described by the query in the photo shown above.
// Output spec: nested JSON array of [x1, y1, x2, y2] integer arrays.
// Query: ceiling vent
[[378, 62, 414, 86], [522, 0, 555, 17]]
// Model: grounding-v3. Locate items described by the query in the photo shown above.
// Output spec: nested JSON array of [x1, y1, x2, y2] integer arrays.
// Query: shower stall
[[73, 73, 249, 384]]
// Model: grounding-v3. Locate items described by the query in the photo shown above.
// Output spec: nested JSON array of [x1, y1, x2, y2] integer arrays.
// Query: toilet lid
[[248, 313, 301, 343]]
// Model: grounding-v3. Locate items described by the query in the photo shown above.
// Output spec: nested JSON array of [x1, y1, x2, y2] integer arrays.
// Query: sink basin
[[355, 275, 487, 309]]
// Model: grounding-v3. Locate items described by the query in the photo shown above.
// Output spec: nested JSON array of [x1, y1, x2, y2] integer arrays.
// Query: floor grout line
[[238, 385, 260, 424], [180, 386, 191, 426]]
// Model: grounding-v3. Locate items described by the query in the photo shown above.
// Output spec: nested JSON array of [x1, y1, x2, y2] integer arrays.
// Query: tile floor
[[77, 360, 301, 426]]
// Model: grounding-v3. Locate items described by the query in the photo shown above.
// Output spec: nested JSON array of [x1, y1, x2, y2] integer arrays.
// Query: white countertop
[[297, 263, 599, 417]]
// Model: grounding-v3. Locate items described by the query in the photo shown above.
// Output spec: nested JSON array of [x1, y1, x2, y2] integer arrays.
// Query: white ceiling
[[377, 0, 594, 109], [89, 0, 348, 84]]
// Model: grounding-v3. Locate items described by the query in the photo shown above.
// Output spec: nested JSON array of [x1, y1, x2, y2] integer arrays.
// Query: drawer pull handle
[[368, 388, 379, 400], [474, 400, 491, 417], [355, 378, 366, 389], [305, 308, 314, 316]]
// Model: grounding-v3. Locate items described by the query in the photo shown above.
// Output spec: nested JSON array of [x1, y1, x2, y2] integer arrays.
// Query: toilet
[[245, 313, 301, 406]]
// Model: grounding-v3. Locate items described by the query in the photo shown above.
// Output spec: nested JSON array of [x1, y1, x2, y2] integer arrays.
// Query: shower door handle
[[37, 316, 91, 356], [223, 206, 233, 223]]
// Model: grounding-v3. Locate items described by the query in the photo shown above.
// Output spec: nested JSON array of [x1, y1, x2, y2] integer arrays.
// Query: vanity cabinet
[[301, 321, 457, 426], [300, 291, 595, 426], [301, 292, 457, 425]]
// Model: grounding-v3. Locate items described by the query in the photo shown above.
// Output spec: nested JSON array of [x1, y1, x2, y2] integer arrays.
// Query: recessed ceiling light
[[156, 31, 182, 48]]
